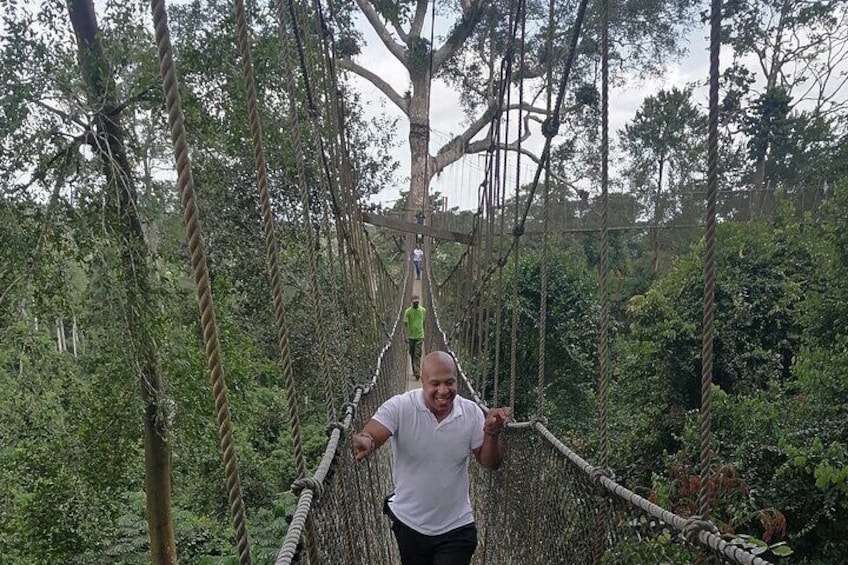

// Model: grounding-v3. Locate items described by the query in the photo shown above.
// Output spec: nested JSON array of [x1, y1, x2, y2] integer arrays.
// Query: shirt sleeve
[[373, 394, 403, 435], [470, 402, 485, 451]]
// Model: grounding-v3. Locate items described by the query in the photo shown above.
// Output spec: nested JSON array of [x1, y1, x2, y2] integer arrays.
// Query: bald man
[[353, 351, 511, 565]]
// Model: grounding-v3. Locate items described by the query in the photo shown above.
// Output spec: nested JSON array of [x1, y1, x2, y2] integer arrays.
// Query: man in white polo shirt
[[353, 351, 511, 565]]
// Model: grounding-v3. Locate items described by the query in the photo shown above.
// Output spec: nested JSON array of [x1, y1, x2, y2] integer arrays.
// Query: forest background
[[1, 0, 848, 563]]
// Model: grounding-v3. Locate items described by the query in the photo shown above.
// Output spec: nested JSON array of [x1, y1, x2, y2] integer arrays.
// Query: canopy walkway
[[137, 0, 778, 561], [271, 262, 770, 565]]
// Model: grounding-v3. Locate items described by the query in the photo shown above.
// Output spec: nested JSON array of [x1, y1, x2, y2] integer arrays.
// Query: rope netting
[[146, 0, 789, 559], [275, 278, 409, 564], [426, 270, 771, 565]]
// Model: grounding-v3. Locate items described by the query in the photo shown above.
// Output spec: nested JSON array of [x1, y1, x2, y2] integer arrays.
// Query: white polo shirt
[[373, 389, 485, 536]]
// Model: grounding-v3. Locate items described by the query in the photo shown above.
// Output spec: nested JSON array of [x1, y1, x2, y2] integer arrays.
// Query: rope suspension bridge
[[142, 0, 775, 561]]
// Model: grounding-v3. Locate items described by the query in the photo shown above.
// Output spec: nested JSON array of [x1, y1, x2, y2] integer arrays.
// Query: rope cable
[[699, 0, 722, 522], [448, 0, 590, 341], [537, 0, 555, 419], [508, 0, 527, 415], [593, 0, 612, 558], [149, 0, 251, 560]]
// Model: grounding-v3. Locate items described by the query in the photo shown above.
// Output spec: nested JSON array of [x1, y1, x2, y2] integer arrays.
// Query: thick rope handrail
[[700, 0, 722, 521], [428, 264, 772, 565], [274, 281, 407, 564], [149, 0, 251, 561]]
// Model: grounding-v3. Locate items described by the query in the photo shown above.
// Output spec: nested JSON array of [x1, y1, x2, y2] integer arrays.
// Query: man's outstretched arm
[[352, 419, 392, 461]]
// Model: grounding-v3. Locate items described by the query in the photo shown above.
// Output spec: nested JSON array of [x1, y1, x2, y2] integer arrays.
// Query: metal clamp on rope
[[541, 116, 560, 138], [292, 477, 325, 501], [682, 515, 718, 545], [589, 466, 613, 486]]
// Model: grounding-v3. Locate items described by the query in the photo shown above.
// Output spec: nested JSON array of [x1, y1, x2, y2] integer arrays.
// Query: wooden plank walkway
[[406, 276, 423, 392]]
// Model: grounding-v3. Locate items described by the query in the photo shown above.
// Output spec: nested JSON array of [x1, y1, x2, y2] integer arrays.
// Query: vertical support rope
[[276, 0, 336, 425], [594, 0, 611, 559], [509, 0, 526, 416], [148, 0, 251, 562], [597, 0, 610, 476], [699, 0, 722, 523], [537, 0, 554, 419], [232, 1, 324, 562]]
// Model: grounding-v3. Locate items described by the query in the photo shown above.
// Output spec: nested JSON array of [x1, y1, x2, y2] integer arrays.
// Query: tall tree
[[65, 0, 177, 561], [721, 0, 848, 188], [335, 0, 698, 218], [620, 87, 705, 275]]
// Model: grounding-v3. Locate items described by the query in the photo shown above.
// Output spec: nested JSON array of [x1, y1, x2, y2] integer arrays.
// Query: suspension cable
[[149, 0, 251, 561], [699, 0, 722, 523]]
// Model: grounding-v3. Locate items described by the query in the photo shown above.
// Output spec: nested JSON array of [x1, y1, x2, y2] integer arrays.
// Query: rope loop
[[325, 421, 347, 436], [292, 477, 324, 500], [541, 116, 559, 138], [589, 466, 613, 486], [512, 223, 525, 237], [341, 401, 357, 416], [682, 515, 718, 545], [528, 414, 548, 427]]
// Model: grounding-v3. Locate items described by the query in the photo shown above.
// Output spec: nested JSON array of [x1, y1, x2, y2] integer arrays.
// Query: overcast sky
[[347, 11, 713, 211]]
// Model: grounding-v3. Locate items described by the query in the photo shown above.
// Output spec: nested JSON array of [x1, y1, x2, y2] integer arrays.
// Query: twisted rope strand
[[699, 0, 722, 522], [149, 0, 250, 561]]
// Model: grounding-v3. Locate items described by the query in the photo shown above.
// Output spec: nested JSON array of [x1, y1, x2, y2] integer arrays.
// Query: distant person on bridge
[[412, 245, 424, 280], [352, 351, 511, 565], [403, 295, 425, 379]]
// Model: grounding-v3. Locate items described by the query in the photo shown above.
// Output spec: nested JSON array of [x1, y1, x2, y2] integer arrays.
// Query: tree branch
[[354, 0, 408, 63], [337, 57, 410, 115], [409, 0, 429, 41], [432, 0, 489, 71], [432, 99, 498, 173]]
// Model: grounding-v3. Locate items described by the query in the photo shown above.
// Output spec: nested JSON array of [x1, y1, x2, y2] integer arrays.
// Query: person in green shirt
[[403, 295, 426, 379]]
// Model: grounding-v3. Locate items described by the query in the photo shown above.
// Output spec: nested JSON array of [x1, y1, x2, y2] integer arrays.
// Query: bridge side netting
[[427, 274, 771, 565]]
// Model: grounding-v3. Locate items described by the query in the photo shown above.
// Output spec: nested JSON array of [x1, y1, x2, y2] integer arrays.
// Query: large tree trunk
[[408, 71, 434, 222], [65, 1, 177, 562]]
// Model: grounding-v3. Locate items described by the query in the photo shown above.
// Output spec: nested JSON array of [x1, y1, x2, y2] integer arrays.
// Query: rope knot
[[512, 224, 525, 237], [341, 401, 357, 416], [529, 414, 548, 427], [542, 116, 560, 138], [682, 515, 718, 545], [589, 466, 613, 486], [292, 477, 324, 500], [326, 421, 347, 436]]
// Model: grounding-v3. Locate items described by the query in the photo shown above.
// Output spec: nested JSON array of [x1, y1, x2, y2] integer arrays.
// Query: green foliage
[[601, 533, 691, 564], [612, 182, 848, 561], [476, 244, 599, 437]]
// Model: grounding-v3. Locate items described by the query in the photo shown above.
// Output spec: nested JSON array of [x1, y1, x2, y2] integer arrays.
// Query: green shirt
[[403, 306, 426, 340]]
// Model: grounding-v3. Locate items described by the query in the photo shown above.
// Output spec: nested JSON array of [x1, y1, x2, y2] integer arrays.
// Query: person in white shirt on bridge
[[412, 245, 424, 280], [353, 351, 511, 565]]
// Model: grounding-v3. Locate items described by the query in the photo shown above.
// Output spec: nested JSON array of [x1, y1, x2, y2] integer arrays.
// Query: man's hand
[[484, 407, 512, 436], [353, 432, 374, 461]]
